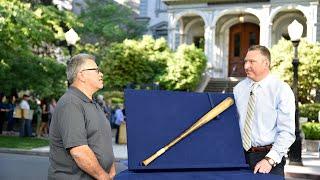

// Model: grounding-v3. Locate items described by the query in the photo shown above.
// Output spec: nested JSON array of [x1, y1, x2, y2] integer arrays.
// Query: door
[[229, 23, 259, 77]]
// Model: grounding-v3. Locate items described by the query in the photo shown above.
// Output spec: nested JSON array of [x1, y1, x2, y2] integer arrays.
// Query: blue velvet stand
[[116, 169, 284, 180], [115, 90, 283, 180]]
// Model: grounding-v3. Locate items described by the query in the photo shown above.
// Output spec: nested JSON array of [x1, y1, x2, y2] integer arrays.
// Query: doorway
[[229, 23, 259, 77]]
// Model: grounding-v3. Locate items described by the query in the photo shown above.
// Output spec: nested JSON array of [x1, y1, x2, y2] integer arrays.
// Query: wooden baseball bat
[[142, 97, 234, 166]]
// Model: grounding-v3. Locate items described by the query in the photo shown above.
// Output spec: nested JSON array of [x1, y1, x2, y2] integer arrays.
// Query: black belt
[[246, 145, 272, 153]]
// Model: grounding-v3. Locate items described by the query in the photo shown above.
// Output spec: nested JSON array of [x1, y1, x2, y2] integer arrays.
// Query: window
[[151, 22, 168, 40], [234, 33, 241, 57]]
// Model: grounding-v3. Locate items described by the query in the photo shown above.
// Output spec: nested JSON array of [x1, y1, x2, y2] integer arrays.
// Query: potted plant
[[301, 122, 320, 152]]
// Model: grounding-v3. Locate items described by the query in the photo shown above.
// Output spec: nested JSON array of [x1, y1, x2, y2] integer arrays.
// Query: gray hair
[[247, 45, 271, 63], [66, 53, 96, 84]]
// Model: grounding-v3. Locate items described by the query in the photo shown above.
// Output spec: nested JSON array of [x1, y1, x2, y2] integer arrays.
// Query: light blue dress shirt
[[114, 108, 124, 126], [234, 74, 296, 163]]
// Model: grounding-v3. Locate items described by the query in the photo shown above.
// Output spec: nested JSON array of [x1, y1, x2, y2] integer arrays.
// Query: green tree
[[0, 0, 77, 97], [271, 38, 320, 103], [77, 0, 146, 46]]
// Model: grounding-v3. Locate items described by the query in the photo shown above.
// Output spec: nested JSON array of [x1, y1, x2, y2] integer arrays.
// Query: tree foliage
[[0, 0, 77, 98], [100, 36, 207, 91], [100, 36, 168, 90], [159, 44, 206, 91], [77, 0, 146, 46], [271, 38, 320, 103]]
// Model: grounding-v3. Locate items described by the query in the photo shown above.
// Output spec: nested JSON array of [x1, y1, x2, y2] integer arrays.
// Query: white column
[[179, 33, 186, 44], [307, 2, 318, 42], [204, 25, 212, 60], [179, 19, 185, 45], [260, 5, 271, 48], [167, 13, 176, 50], [211, 26, 218, 78]]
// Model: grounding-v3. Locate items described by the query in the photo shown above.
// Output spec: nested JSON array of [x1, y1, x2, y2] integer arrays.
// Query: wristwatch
[[264, 157, 276, 167]]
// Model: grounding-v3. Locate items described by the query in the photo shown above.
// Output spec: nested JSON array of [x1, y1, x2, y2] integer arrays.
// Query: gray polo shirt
[[48, 87, 114, 180]]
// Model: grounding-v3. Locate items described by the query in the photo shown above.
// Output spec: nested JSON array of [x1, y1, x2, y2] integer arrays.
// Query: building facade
[[138, 0, 319, 90]]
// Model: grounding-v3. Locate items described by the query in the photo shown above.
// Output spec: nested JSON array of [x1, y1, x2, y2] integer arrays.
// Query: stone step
[[204, 78, 240, 93]]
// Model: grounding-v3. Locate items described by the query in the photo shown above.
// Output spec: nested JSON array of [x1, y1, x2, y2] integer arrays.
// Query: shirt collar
[[247, 73, 272, 90], [68, 86, 93, 103]]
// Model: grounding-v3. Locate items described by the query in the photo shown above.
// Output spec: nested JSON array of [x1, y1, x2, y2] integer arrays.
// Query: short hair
[[66, 53, 96, 84], [247, 45, 271, 63]]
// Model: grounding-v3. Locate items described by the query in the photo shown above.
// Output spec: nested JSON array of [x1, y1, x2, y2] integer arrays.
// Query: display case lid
[[125, 89, 247, 171]]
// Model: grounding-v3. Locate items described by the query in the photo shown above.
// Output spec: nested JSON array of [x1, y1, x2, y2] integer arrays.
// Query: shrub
[[100, 35, 207, 91], [301, 122, 320, 140], [270, 39, 320, 103], [300, 103, 320, 122], [159, 44, 206, 91], [100, 36, 168, 90]]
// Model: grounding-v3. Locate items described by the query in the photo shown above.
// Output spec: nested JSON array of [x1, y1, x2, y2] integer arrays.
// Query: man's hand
[[109, 162, 116, 179], [254, 159, 272, 174]]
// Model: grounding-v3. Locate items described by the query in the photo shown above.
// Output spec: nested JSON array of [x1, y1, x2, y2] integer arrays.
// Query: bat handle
[[142, 147, 167, 166]]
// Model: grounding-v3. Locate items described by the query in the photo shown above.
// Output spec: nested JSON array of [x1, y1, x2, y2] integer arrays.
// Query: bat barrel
[[141, 97, 234, 166]]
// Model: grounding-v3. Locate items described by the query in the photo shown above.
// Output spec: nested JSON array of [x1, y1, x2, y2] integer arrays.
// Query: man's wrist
[[264, 157, 276, 167]]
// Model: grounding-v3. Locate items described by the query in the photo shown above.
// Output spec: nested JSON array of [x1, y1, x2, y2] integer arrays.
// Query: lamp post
[[287, 20, 303, 166], [65, 28, 80, 56], [65, 28, 80, 87]]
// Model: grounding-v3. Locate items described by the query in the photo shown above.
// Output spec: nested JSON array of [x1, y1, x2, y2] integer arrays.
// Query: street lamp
[[65, 28, 80, 56], [287, 19, 303, 166]]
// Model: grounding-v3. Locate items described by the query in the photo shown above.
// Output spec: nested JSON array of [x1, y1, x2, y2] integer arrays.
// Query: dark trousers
[[0, 113, 6, 134], [6, 116, 15, 131], [19, 119, 32, 137], [245, 151, 286, 176], [115, 124, 120, 144]]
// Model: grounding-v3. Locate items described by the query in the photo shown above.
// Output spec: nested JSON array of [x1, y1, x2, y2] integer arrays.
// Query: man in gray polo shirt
[[48, 53, 115, 180]]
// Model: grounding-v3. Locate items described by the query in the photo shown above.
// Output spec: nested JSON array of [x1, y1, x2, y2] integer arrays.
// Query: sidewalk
[[0, 137, 127, 160], [1, 144, 319, 179], [285, 151, 320, 179], [0, 132, 319, 179]]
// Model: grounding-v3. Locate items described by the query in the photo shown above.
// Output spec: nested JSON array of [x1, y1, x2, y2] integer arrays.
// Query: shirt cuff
[[266, 149, 282, 164]]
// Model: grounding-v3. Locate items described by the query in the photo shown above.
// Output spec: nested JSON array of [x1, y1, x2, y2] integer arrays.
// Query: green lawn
[[0, 136, 49, 150]]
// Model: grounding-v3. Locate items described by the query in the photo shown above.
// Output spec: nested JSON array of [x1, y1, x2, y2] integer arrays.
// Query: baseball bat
[[142, 97, 234, 166]]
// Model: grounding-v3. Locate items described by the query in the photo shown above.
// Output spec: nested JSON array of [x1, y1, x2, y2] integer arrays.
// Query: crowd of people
[[0, 91, 124, 140], [0, 93, 57, 138]]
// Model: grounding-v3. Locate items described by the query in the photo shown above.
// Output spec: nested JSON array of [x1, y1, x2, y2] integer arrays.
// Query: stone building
[[70, 0, 319, 91], [138, 0, 319, 91]]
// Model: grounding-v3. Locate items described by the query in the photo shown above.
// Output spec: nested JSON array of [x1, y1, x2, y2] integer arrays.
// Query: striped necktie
[[242, 83, 258, 151]]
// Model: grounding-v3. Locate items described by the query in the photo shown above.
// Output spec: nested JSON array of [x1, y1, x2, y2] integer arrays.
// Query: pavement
[[0, 131, 319, 179]]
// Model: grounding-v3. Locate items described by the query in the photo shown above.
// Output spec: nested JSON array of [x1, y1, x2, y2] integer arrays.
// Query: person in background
[[0, 95, 8, 135], [96, 94, 112, 122], [114, 104, 124, 144], [35, 99, 42, 138], [233, 45, 295, 176], [19, 94, 32, 137], [38, 99, 49, 137], [6, 95, 17, 135], [48, 53, 115, 179], [48, 98, 56, 127]]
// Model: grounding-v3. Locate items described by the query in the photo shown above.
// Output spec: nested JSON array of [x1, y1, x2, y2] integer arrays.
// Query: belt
[[247, 145, 272, 153]]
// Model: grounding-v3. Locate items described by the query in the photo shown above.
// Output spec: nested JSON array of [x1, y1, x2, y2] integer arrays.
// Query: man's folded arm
[[69, 145, 110, 180]]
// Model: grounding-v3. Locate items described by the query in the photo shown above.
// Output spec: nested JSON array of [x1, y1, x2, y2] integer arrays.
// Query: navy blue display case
[[115, 90, 283, 180]]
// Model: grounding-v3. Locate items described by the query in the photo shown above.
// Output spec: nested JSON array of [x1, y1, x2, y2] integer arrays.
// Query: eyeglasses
[[81, 68, 101, 74]]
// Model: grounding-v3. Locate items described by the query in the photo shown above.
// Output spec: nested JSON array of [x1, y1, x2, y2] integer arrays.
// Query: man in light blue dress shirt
[[234, 45, 295, 176]]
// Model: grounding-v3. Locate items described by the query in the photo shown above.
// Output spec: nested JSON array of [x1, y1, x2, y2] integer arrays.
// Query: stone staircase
[[203, 78, 242, 93]]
